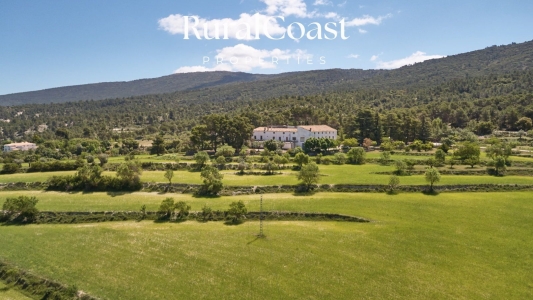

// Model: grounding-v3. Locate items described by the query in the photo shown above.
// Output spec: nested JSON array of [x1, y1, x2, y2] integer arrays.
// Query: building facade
[[3, 142, 38, 152], [253, 125, 337, 148]]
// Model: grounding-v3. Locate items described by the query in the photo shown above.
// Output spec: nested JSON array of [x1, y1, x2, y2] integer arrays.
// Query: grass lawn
[[0, 192, 532, 299], [0, 282, 32, 300], [2, 163, 533, 186]]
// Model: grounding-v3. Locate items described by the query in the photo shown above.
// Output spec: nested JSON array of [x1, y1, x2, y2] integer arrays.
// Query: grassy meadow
[[2, 163, 533, 186], [0, 192, 532, 299], [0, 282, 31, 300]]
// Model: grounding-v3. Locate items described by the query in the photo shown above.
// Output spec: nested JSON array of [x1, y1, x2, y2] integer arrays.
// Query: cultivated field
[[1, 191, 532, 299], [0, 282, 31, 300], [2, 164, 533, 186]]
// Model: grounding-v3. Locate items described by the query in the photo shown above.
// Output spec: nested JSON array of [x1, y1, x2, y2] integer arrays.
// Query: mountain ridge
[[1, 39, 532, 106]]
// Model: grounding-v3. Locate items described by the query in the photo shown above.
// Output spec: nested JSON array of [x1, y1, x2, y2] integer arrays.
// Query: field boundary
[[0, 260, 98, 300], [23, 211, 371, 224], [2, 182, 533, 194]]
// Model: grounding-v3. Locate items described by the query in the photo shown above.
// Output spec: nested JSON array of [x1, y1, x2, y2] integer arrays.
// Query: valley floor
[[1, 192, 532, 299]]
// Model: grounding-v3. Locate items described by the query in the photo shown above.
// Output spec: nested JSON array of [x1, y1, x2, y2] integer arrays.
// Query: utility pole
[[258, 194, 265, 238]]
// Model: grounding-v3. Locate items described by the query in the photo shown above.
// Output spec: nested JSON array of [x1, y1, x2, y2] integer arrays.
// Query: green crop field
[[1, 190, 533, 214], [0, 191, 532, 299], [0, 282, 31, 300], [2, 163, 533, 186]]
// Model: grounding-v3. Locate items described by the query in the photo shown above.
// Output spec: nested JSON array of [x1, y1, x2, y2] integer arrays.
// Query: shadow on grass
[[105, 190, 136, 197], [0, 286, 11, 292], [1, 221, 32, 227], [224, 220, 244, 226], [247, 235, 266, 244], [192, 194, 222, 199], [422, 190, 440, 196], [292, 191, 318, 196], [386, 190, 400, 195], [153, 218, 188, 224]]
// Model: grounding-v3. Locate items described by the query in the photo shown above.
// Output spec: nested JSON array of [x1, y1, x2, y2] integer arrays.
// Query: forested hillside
[[0, 72, 273, 106], [0, 40, 532, 143], [1, 40, 532, 106]]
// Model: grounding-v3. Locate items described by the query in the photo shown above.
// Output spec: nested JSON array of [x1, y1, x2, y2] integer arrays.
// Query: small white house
[[3, 142, 37, 152], [253, 125, 337, 148]]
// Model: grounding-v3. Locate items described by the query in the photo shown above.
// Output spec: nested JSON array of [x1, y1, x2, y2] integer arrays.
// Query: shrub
[[394, 160, 408, 176], [379, 151, 391, 165], [2, 163, 20, 174], [425, 168, 441, 192], [215, 156, 227, 165], [294, 153, 309, 168], [334, 153, 347, 165], [227, 201, 247, 224], [215, 145, 235, 158], [388, 175, 400, 192], [2, 196, 39, 223], [298, 162, 320, 190], [201, 204, 213, 221], [199, 165, 224, 195], [347, 147, 366, 164], [194, 151, 210, 169]]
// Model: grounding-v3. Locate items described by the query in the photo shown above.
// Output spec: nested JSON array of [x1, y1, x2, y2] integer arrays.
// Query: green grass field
[[2, 163, 533, 186], [0, 282, 31, 300], [0, 192, 532, 299]]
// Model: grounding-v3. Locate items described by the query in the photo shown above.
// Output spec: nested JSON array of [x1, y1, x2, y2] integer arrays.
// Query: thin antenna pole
[[259, 194, 264, 238]]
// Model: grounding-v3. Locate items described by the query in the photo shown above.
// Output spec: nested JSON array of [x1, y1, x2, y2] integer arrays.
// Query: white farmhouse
[[3, 142, 38, 152], [253, 125, 337, 149]]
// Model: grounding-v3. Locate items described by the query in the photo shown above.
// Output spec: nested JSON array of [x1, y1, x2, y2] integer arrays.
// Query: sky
[[1, 0, 532, 95]]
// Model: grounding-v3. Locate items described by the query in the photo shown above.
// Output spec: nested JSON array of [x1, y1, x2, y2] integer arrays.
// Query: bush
[[388, 175, 400, 192], [2, 163, 21, 174], [334, 153, 347, 165], [394, 160, 408, 176], [347, 147, 366, 164], [2, 195, 39, 223], [227, 201, 247, 224], [379, 151, 391, 165], [215, 145, 235, 158], [198, 165, 224, 195]]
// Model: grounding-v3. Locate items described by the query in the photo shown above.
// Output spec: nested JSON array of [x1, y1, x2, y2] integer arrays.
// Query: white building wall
[[253, 129, 298, 143], [253, 126, 338, 148]]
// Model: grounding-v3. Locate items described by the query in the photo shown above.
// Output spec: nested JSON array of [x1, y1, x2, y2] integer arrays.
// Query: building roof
[[4, 142, 36, 147], [298, 125, 337, 132], [253, 125, 337, 133], [254, 127, 297, 132]]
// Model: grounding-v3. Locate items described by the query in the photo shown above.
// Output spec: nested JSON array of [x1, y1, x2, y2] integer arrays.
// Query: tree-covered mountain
[[1, 40, 533, 144], [0, 71, 273, 106], [1, 39, 532, 107]]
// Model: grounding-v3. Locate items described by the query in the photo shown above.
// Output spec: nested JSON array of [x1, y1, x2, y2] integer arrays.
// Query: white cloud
[[260, 0, 309, 18], [338, 1, 347, 7], [158, 13, 286, 40], [345, 13, 392, 27], [347, 54, 359, 59], [323, 12, 339, 19], [175, 65, 232, 73], [376, 51, 445, 69], [358, 28, 367, 34], [313, 0, 332, 5], [175, 44, 311, 73], [370, 55, 379, 61]]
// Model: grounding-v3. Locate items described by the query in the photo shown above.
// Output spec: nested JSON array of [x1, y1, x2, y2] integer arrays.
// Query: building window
[[300, 137, 305, 142], [293, 137, 297, 141], [279, 137, 281, 141], [254, 136, 256, 140], [260, 136, 262, 140]]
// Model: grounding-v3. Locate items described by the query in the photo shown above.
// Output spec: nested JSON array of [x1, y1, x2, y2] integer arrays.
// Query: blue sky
[[1, 0, 532, 95]]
